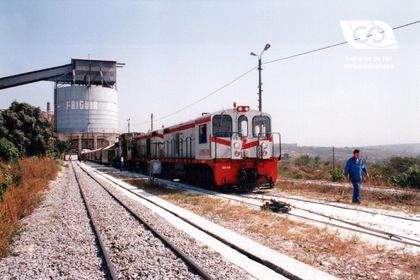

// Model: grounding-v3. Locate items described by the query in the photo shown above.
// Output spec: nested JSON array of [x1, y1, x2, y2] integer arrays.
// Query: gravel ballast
[[73, 162, 201, 279], [75, 163, 251, 279], [0, 164, 106, 280], [0, 162, 251, 279]]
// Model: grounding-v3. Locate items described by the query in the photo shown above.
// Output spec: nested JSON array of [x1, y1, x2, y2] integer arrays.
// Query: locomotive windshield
[[252, 115, 271, 137], [238, 115, 248, 137], [213, 114, 232, 137]]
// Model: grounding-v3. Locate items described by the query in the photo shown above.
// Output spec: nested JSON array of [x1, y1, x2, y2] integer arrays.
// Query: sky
[[0, 0, 419, 147]]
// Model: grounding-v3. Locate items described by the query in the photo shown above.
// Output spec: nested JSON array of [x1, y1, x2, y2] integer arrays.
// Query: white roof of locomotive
[[147, 107, 270, 136]]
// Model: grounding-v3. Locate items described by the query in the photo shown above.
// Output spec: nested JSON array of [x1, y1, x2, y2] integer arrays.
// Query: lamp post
[[250, 43, 271, 112]]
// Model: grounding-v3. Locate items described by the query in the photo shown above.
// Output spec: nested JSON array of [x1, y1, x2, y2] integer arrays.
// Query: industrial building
[[0, 58, 124, 152]]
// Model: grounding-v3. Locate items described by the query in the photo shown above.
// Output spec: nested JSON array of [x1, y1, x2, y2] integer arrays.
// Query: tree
[[53, 140, 71, 157], [390, 166, 420, 189], [0, 101, 53, 157], [330, 168, 344, 182], [0, 138, 19, 161], [295, 155, 311, 167]]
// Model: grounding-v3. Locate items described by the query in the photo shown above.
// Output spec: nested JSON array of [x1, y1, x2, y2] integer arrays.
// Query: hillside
[[282, 143, 420, 162]]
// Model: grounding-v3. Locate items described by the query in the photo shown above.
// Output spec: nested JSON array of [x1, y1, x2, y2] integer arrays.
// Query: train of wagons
[[82, 104, 281, 192]]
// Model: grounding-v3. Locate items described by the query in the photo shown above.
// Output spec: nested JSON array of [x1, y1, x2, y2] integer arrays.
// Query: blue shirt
[[344, 157, 368, 182]]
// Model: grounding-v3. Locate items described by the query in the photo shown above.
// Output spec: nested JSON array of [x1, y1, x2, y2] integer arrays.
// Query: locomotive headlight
[[233, 142, 241, 149], [261, 142, 268, 149]]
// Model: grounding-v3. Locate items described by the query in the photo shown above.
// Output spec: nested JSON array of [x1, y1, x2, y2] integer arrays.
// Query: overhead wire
[[131, 66, 256, 126], [264, 19, 420, 65], [132, 19, 420, 128]]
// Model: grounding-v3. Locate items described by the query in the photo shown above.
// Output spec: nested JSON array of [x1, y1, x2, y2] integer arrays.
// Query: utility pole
[[150, 113, 154, 131], [258, 57, 262, 112], [250, 43, 271, 112], [127, 118, 130, 133], [332, 146, 335, 170]]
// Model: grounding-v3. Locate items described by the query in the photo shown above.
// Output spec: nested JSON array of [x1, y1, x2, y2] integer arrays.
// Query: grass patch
[[0, 157, 58, 257], [121, 178, 420, 279], [275, 180, 420, 213]]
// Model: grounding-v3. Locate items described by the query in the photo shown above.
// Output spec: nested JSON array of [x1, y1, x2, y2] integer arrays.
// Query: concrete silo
[[55, 84, 119, 150], [0, 57, 124, 152]]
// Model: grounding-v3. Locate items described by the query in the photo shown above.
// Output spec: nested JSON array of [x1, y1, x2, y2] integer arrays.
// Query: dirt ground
[[120, 177, 420, 280], [275, 178, 420, 214]]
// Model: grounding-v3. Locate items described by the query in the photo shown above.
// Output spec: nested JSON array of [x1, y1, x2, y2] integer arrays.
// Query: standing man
[[344, 149, 369, 204]]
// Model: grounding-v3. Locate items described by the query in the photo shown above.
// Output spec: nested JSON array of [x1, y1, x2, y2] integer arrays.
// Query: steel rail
[[80, 163, 302, 280], [182, 188, 420, 247], [242, 194, 420, 246], [98, 167, 420, 248], [71, 163, 118, 280], [73, 163, 214, 280], [254, 192, 420, 223]]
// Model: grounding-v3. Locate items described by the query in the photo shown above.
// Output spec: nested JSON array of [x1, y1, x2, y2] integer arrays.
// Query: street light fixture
[[250, 43, 271, 112]]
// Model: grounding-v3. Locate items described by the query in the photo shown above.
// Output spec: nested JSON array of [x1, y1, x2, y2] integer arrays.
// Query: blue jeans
[[351, 180, 361, 203]]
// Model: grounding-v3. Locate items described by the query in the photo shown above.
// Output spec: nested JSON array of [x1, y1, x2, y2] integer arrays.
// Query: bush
[[313, 155, 320, 168], [0, 157, 58, 257], [330, 168, 345, 182], [390, 166, 420, 189], [0, 138, 19, 161], [53, 140, 71, 158], [294, 172, 304, 179], [0, 101, 53, 157], [295, 155, 311, 167], [0, 162, 14, 202]]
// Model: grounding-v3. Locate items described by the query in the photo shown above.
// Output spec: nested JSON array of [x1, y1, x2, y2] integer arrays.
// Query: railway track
[[252, 191, 420, 223], [71, 163, 118, 280], [86, 164, 420, 250], [71, 162, 214, 280], [79, 162, 337, 280], [242, 193, 420, 246]]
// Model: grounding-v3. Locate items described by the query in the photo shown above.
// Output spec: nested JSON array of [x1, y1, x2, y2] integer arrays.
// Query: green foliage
[[294, 155, 310, 167], [53, 140, 71, 157], [361, 156, 420, 188], [0, 162, 16, 202], [385, 157, 420, 175], [390, 166, 420, 189], [281, 154, 419, 188], [0, 101, 53, 160], [294, 154, 320, 169], [313, 155, 320, 168], [293, 172, 304, 179], [330, 167, 345, 182], [0, 138, 19, 161]]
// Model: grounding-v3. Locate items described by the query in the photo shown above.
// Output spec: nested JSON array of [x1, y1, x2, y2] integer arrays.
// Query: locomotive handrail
[[137, 132, 280, 162], [185, 136, 193, 160], [164, 140, 170, 159], [158, 142, 165, 158], [210, 132, 241, 160], [159, 137, 194, 161], [180, 138, 184, 160], [257, 132, 281, 160], [210, 131, 281, 160], [151, 142, 164, 160], [170, 139, 175, 160]]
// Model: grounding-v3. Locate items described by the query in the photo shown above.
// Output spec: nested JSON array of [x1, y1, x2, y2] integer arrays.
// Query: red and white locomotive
[[125, 104, 281, 191]]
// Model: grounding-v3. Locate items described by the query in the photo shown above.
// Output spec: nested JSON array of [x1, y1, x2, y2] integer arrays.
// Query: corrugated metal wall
[[56, 85, 118, 133]]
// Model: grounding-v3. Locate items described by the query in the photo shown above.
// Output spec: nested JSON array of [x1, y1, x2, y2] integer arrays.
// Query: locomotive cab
[[208, 105, 280, 191]]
